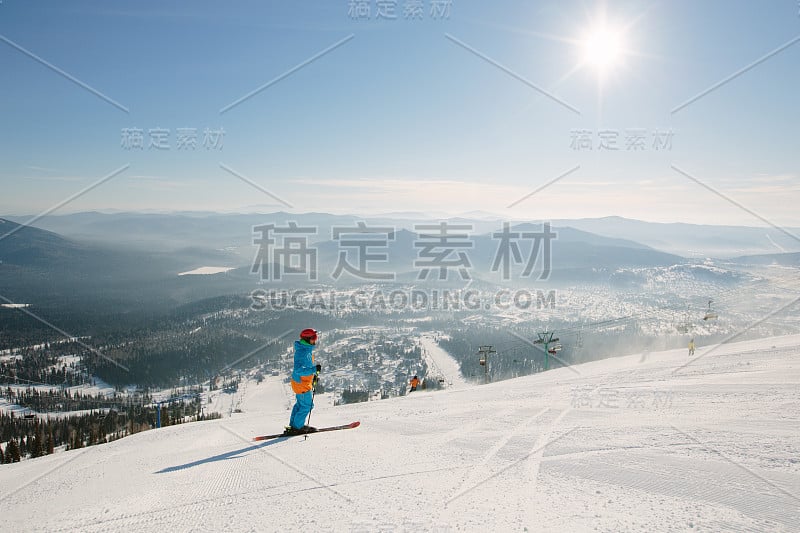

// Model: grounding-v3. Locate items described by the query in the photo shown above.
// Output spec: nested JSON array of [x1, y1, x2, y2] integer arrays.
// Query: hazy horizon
[[4, 208, 800, 232]]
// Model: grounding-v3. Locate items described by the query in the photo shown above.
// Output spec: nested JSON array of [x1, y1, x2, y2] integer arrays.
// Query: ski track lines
[[3, 334, 800, 531], [543, 447, 800, 529], [38, 423, 271, 531], [49, 437, 350, 532], [445, 408, 573, 522], [429, 407, 517, 447], [449, 406, 551, 498], [439, 409, 578, 529]]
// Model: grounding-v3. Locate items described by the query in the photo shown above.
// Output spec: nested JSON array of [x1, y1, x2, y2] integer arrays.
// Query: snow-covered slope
[[2, 336, 799, 532]]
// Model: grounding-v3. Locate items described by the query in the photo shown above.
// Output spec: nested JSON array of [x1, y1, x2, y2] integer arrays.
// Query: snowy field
[[0, 335, 798, 532]]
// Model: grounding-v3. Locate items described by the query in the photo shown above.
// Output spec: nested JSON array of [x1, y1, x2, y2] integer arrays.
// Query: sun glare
[[582, 24, 624, 73]]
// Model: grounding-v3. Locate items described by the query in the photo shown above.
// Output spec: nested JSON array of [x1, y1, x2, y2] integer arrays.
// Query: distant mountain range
[[2, 212, 796, 324], [547, 216, 800, 258], [0, 218, 251, 313], [728, 251, 800, 266], [6, 212, 798, 259], [0, 214, 680, 289]]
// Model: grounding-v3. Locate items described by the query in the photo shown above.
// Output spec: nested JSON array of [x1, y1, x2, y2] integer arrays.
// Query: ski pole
[[301, 384, 317, 441], [306, 386, 316, 427], [306, 367, 320, 428]]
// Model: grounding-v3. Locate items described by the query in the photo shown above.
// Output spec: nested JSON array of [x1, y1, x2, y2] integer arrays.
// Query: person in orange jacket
[[409, 375, 420, 392], [286, 329, 321, 434]]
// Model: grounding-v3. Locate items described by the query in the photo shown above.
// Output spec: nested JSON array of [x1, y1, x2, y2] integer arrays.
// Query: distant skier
[[688, 338, 695, 357], [409, 375, 420, 392], [285, 329, 321, 435]]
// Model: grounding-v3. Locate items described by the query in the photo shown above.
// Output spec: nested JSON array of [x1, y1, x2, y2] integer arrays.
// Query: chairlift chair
[[703, 299, 718, 321]]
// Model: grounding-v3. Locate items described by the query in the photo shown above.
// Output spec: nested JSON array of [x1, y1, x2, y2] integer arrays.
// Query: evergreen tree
[[6, 440, 21, 463], [30, 430, 44, 458], [70, 429, 82, 450]]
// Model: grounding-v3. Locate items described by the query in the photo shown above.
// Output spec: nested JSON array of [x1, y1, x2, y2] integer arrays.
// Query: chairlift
[[703, 299, 718, 321], [479, 358, 486, 366]]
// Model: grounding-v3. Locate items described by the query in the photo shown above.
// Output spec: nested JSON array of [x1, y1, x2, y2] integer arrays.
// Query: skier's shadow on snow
[[155, 437, 288, 474]]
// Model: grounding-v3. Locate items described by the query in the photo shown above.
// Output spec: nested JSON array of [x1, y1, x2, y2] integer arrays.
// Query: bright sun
[[582, 24, 624, 73]]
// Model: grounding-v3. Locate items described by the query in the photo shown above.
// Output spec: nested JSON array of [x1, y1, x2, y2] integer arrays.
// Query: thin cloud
[[21, 176, 85, 182], [729, 184, 800, 194], [751, 174, 796, 183], [25, 165, 61, 173]]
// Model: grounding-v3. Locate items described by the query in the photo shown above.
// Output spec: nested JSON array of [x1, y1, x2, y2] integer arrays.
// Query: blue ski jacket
[[291, 339, 316, 394]]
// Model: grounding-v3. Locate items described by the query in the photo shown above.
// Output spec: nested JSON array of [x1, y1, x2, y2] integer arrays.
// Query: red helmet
[[300, 328, 318, 342]]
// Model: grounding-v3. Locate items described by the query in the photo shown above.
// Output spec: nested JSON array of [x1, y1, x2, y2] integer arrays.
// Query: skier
[[688, 338, 695, 357], [409, 375, 420, 392], [285, 328, 322, 435]]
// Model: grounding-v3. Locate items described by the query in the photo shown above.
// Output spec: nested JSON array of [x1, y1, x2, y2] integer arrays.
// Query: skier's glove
[[312, 375, 319, 388], [315, 364, 322, 374]]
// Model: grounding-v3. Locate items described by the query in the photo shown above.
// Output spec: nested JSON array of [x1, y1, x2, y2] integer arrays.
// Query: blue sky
[[1, 0, 798, 226]]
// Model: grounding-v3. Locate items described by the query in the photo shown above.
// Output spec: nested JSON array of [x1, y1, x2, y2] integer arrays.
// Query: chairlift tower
[[477, 345, 496, 384], [533, 332, 559, 371]]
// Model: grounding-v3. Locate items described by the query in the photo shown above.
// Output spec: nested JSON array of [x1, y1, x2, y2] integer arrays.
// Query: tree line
[[0, 342, 90, 387], [0, 400, 221, 465], [4, 387, 138, 413]]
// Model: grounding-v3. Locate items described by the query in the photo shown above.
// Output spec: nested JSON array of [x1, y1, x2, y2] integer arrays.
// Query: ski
[[252, 421, 360, 441]]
